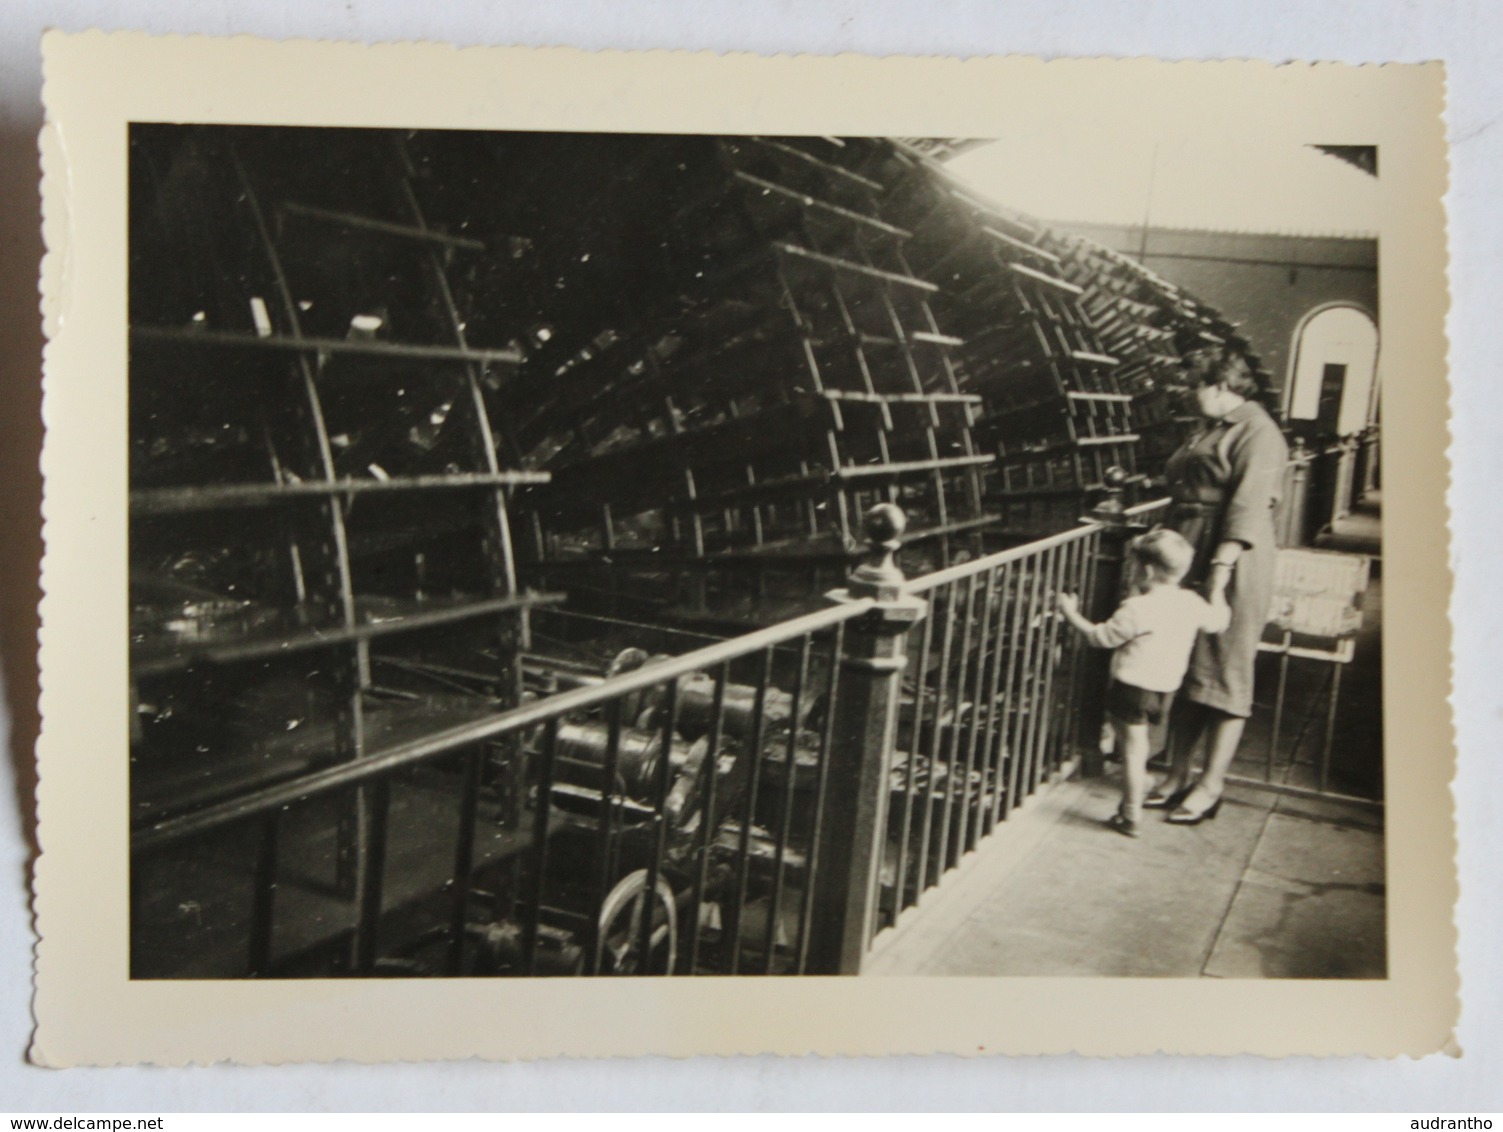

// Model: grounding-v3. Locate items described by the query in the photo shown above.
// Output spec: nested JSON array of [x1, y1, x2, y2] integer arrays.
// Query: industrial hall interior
[[128, 126, 1384, 981]]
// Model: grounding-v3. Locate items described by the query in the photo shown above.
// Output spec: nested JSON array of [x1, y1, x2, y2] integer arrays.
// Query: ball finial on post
[[846, 503, 908, 599], [1089, 464, 1130, 522]]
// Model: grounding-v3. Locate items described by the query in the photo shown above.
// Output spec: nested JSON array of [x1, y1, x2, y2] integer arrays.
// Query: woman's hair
[[1181, 345, 1263, 400]]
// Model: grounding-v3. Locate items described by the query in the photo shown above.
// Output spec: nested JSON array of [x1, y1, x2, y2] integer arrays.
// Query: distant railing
[[132, 504, 1143, 978], [1289, 428, 1377, 543]]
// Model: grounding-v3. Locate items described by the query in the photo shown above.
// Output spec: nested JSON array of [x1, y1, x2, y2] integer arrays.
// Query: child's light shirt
[[1083, 584, 1231, 693]]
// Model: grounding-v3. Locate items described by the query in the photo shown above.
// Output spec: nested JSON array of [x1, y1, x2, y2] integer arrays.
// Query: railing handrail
[[132, 595, 875, 854], [1122, 496, 1173, 519], [901, 520, 1104, 594]]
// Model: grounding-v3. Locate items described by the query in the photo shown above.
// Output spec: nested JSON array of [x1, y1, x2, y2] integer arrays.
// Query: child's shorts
[[1107, 680, 1172, 725]]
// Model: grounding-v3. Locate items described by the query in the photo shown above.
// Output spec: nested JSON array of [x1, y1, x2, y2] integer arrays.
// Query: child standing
[[1057, 529, 1230, 837]]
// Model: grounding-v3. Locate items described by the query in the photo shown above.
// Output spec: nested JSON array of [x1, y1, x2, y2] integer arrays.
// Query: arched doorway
[[1285, 305, 1380, 437]]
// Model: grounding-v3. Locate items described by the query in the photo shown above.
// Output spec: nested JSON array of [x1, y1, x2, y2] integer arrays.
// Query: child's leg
[[1118, 719, 1152, 824]]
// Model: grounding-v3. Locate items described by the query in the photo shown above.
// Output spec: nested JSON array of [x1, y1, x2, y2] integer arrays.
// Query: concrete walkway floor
[[1317, 492, 1382, 558], [865, 772, 1386, 978]]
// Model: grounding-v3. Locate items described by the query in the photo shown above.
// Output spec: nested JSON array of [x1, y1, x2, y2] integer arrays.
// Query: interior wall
[[1056, 222, 1378, 411]]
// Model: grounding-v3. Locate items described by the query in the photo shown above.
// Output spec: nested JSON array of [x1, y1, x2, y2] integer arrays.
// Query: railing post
[[1338, 434, 1360, 521], [1079, 471, 1145, 779], [1281, 438, 1313, 548], [1359, 425, 1380, 499], [807, 504, 926, 975]]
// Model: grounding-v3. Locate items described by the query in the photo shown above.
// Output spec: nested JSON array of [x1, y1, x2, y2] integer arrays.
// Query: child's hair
[[1131, 528, 1196, 583]]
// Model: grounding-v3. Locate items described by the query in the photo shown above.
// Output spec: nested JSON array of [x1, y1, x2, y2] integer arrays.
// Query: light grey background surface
[[1, 0, 1496, 1111]]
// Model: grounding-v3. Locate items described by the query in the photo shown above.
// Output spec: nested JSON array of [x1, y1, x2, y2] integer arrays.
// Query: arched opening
[[1285, 305, 1380, 436]]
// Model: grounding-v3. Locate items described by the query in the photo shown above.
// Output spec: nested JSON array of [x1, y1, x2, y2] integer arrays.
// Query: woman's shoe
[[1167, 788, 1224, 825], [1143, 783, 1192, 811], [1106, 812, 1139, 838]]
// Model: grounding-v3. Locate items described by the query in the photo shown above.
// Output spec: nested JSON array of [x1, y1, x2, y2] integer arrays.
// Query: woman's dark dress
[[1164, 400, 1289, 718]]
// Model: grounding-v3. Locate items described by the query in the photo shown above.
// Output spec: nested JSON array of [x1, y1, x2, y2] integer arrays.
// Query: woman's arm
[[1203, 576, 1233, 633], [1206, 540, 1242, 598], [1208, 412, 1289, 595], [1219, 413, 1289, 553]]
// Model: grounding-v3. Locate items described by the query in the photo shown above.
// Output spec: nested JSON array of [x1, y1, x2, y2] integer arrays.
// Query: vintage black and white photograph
[[34, 35, 1453, 1064], [127, 123, 1386, 981]]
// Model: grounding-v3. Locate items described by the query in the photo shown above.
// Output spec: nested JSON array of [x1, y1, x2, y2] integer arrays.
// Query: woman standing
[[1148, 347, 1290, 824]]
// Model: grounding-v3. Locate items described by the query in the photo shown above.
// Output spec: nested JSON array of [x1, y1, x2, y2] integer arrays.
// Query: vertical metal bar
[[1059, 533, 1091, 770], [1073, 529, 1095, 734], [1015, 551, 1044, 800], [1046, 535, 1070, 775], [499, 732, 526, 926], [1076, 530, 1099, 755], [916, 578, 958, 893], [1088, 526, 1112, 763], [1052, 535, 1076, 763], [796, 624, 844, 975], [1044, 538, 1075, 773], [639, 680, 679, 973], [247, 810, 280, 977], [1033, 542, 1065, 776], [1320, 663, 1343, 794], [892, 606, 934, 916], [1060, 534, 1093, 768], [1086, 520, 1131, 780], [444, 746, 484, 976], [728, 650, 773, 974], [1026, 545, 1062, 794], [1017, 550, 1050, 800], [765, 636, 811, 973], [935, 576, 976, 876], [688, 663, 729, 975], [978, 562, 1013, 835], [521, 720, 559, 976], [1002, 555, 1035, 809], [1269, 635, 1291, 783], [399, 152, 521, 603], [958, 563, 998, 853], [351, 779, 390, 975], [951, 570, 983, 846], [590, 699, 626, 972], [231, 149, 368, 908], [998, 555, 1030, 823], [1087, 528, 1104, 617], [1035, 542, 1069, 778]]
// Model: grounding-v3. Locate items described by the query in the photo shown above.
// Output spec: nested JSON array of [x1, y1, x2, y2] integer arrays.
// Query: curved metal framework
[[126, 125, 1256, 979]]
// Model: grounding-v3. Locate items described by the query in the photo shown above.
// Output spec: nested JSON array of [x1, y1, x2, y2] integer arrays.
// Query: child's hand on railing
[[1056, 592, 1079, 620]]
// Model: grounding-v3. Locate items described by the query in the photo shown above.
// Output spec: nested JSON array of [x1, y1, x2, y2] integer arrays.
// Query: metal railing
[[132, 598, 876, 977], [1292, 429, 1378, 541], [131, 505, 1137, 978], [877, 520, 1104, 937]]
